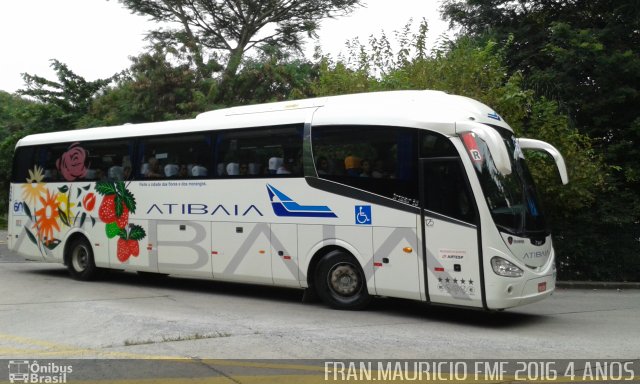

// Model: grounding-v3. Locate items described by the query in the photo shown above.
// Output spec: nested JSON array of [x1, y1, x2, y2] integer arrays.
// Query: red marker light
[[435, 267, 445, 272], [373, 262, 383, 267], [538, 282, 547, 292]]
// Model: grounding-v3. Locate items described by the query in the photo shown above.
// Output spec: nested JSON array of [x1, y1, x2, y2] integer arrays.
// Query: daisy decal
[[33, 189, 61, 245], [22, 165, 46, 205]]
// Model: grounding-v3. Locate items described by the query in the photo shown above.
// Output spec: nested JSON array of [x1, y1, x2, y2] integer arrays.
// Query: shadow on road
[[23, 266, 548, 328]]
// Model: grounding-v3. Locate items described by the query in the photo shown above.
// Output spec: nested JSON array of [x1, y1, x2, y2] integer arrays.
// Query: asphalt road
[[1, 232, 639, 361]]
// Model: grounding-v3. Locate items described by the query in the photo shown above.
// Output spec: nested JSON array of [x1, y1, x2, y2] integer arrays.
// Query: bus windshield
[[461, 126, 547, 236]]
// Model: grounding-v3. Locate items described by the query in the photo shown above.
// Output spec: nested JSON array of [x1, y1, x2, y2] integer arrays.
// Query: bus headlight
[[491, 257, 524, 277]]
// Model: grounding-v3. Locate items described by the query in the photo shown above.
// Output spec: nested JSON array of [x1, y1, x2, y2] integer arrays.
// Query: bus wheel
[[67, 237, 98, 281], [315, 250, 371, 310]]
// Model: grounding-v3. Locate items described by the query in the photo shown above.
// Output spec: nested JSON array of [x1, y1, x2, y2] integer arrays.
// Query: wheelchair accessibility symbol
[[355, 205, 372, 225]]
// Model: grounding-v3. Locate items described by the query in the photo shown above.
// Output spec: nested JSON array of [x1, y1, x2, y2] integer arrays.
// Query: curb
[[557, 281, 640, 290]]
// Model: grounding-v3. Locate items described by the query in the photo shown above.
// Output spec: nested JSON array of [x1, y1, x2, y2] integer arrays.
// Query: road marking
[[0, 332, 181, 359]]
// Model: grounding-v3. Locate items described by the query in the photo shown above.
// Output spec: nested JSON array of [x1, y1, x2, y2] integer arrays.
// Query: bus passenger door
[[211, 222, 272, 284], [420, 158, 483, 308]]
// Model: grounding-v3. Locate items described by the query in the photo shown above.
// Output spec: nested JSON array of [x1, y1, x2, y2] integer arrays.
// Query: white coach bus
[[7, 90, 568, 310]]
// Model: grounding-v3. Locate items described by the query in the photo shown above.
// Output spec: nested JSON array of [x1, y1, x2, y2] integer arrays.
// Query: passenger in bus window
[[360, 159, 372, 177], [344, 155, 361, 177], [95, 169, 107, 181], [145, 157, 163, 178], [178, 164, 189, 179], [268, 157, 283, 174], [108, 166, 124, 181], [248, 163, 261, 176], [276, 158, 293, 175], [217, 163, 226, 176], [372, 159, 387, 178], [123, 166, 132, 180], [239, 163, 248, 176], [316, 156, 330, 175]]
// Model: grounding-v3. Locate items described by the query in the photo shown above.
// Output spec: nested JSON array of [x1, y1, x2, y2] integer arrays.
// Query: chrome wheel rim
[[328, 263, 361, 297], [71, 245, 89, 272]]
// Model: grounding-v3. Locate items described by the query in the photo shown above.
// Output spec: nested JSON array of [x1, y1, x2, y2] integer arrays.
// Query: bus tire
[[315, 250, 371, 310], [67, 237, 98, 281]]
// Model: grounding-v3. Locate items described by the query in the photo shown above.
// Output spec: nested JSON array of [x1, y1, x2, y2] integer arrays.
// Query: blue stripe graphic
[[267, 184, 337, 218]]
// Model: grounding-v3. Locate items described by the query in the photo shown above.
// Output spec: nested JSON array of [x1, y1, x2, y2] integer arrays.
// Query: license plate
[[538, 282, 547, 292]]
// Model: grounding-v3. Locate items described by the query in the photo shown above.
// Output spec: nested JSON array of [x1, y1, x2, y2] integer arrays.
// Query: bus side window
[[423, 160, 476, 224], [139, 133, 212, 180], [421, 131, 457, 158], [83, 139, 134, 181], [312, 125, 419, 202], [213, 124, 303, 178], [11, 146, 36, 183]]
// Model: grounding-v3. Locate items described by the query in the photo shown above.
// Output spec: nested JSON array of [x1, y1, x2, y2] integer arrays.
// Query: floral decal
[[22, 165, 46, 205], [56, 143, 89, 181], [83, 193, 96, 211], [19, 143, 144, 263], [95, 181, 146, 262], [33, 190, 61, 245], [21, 167, 97, 254]]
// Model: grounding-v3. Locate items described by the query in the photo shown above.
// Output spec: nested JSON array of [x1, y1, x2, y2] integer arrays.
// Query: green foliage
[[2, 9, 636, 280], [442, 0, 640, 280], [228, 49, 319, 105], [18, 59, 115, 125], [0, 91, 69, 215], [117, 0, 363, 102], [314, 22, 624, 280], [81, 50, 211, 126]]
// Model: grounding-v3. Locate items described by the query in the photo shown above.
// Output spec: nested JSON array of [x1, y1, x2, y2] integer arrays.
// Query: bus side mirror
[[518, 138, 569, 185], [456, 121, 512, 176]]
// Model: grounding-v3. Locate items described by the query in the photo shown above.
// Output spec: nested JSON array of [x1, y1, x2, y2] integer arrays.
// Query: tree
[[0, 92, 68, 216], [314, 24, 625, 280], [18, 59, 116, 125], [441, 0, 640, 280], [83, 49, 210, 126], [231, 48, 318, 104], [115, 0, 363, 102]]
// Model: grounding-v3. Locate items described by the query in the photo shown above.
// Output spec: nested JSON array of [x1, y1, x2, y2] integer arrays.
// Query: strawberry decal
[[96, 181, 146, 263], [116, 229, 144, 262], [98, 194, 118, 222]]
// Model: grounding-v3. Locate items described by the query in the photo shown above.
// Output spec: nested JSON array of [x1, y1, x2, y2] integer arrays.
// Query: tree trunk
[[175, 6, 210, 81], [215, 47, 244, 104]]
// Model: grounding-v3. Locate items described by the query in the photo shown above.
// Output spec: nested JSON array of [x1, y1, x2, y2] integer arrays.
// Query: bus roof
[[16, 90, 513, 147]]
